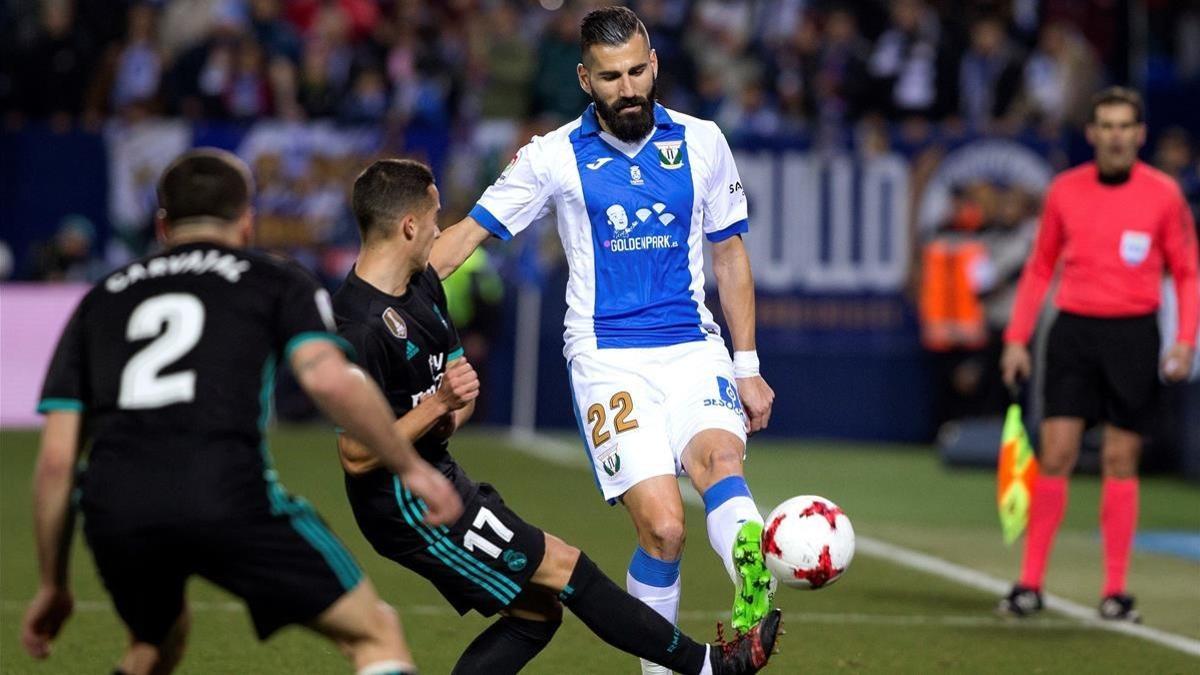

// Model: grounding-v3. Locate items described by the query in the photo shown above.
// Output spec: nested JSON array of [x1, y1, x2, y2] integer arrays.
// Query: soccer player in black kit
[[335, 159, 782, 675], [20, 149, 462, 675]]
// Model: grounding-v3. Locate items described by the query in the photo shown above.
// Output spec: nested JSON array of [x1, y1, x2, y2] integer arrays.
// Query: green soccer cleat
[[731, 520, 775, 634]]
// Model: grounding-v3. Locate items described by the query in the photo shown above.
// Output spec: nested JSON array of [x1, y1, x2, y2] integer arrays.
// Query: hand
[[21, 585, 73, 659], [1000, 342, 1032, 388], [737, 375, 775, 435], [436, 358, 480, 411], [1161, 342, 1196, 383], [399, 460, 463, 526]]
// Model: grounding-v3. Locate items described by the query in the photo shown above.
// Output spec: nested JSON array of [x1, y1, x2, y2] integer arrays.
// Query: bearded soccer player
[[335, 159, 780, 675], [998, 87, 1199, 622], [21, 149, 461, 675], [431, 8, 776, 672]]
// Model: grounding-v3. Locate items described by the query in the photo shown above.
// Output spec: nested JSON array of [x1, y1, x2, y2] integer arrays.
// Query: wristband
[[733, 350, 760, 378]]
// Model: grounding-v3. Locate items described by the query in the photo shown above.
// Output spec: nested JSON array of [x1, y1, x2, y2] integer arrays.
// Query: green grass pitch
[[2, 427, 1197, 673]]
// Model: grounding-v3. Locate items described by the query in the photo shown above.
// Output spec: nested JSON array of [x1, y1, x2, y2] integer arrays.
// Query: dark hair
[[157, 148, 252, 226], [352, 159, 436, 240], [1090, 86, 1144, 124], [580, 6, 649, 58]]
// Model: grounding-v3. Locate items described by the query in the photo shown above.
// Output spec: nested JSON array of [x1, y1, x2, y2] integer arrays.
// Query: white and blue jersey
[[470, 103, 749, 360]]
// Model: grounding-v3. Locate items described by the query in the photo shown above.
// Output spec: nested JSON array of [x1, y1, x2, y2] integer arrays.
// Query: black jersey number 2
[[118, 293, 205, 410]]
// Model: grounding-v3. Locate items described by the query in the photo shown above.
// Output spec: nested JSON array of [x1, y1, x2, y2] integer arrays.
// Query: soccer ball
[[761, 495, 855, 590]]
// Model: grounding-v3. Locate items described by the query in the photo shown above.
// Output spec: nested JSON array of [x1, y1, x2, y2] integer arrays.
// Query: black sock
[[451, 615, 560, 675], [559, 553, 709, 675]]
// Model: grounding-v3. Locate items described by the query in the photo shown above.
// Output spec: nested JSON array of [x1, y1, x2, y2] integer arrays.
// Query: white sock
[[702, 476, 763, 582], [357, 659, 416, 675], [627, 547, 682, 675]]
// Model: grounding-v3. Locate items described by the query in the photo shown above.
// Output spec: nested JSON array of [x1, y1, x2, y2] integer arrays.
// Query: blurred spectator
[[1154, 127, 1200, 215], [719, 80, 782, 139], [472, 2, 534, 130], [1017, 21, 1099, 130], [957, 16, 1022, 130], [339, 66, 388, 124], [286, 0, 379, 43], [225, 38, 273, 120], [250, 0, 301, 63], [89, 2, 163, 119], [919, 182, 1038, 423], [531, 8, 590, 123], [867, 0, 946, 119], [812, 8, 870, 131], [17, 1, 95, 125], [31, 216, 104, 282], [159, 0, 223, 60], [688, 0, 762, 105], [298, 38, 343, 118]]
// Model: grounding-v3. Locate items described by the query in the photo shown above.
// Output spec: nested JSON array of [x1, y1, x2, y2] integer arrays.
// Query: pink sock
[[1100, 477, 1139, 597], [1019, 475, 1069, 590]]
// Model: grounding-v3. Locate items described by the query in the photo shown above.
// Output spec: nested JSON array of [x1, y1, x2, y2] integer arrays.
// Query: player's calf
[[309, 581, 416, 674]]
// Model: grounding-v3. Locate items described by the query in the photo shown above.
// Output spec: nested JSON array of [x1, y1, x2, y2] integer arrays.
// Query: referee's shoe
[[1098, 594, 1142, 623], [996, 585, 1043, 618]]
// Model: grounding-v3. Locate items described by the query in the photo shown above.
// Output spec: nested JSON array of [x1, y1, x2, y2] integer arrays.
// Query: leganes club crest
[[654, 140, 684, 169]]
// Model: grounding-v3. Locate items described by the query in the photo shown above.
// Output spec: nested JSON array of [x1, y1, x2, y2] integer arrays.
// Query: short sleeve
[[38, 300, 88, 414], [702, 125, 749, 243], [469, 140, 555, 241], [338, 322, 412, 417], [277, 263, 353, 361]]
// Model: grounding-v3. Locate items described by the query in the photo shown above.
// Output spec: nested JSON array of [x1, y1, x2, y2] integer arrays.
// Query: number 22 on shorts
[[586, 391, 639, 448]]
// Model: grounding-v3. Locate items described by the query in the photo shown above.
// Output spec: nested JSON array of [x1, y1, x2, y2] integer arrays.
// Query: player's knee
[[1038, 443, 1078, 476], [539, 534, 583, 586], [366, 601, 402, 647], [643, 518, 686, 557], [707, 445, 744, 476], [1101, 452, 1138, 478]]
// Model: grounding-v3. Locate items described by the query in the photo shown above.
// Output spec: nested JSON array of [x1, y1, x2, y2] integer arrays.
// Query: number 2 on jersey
[[118, 293, 205, 409], [587, 391, 639, 447]]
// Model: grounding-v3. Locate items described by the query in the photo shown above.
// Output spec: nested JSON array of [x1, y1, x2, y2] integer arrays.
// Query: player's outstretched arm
[[22, 411, 81, 659], [712, 235, 775, 434], [291, 340, 463, 525], [430, 217, 491, 280]]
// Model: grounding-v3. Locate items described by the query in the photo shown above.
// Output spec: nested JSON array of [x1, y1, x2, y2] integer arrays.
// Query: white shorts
[[567, 338, 749, 503]]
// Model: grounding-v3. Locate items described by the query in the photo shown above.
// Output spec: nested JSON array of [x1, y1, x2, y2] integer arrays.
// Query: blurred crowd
[[4, 0, 1200, 137], [5, 1, 1200, 428]]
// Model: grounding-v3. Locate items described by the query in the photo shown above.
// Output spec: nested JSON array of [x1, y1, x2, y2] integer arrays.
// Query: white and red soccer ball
[[761, 495, 855, 590]]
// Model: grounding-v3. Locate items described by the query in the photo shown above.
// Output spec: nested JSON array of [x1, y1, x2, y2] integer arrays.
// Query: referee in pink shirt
[[998, 87, 1199, 622]]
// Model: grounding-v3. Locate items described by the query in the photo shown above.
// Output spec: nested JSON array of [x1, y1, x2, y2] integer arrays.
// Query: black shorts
[[84, 494, 362, 645], [345, 466, 545, 617], [1043, 311, 1161, 433]]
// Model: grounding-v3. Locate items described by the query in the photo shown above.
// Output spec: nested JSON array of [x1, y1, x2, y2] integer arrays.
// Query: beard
[[593, 80, 658, 143]]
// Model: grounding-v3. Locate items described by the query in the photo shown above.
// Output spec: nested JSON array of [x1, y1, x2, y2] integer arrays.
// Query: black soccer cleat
[[1098, 594, 1141, 623], [997, 584, 1044, 617], [712, 608, 783, 675]]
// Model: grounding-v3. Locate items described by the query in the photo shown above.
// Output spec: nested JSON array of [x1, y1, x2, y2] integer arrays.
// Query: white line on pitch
[[514, 431, 1200, 659], [0, 601, 1092, 630]]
